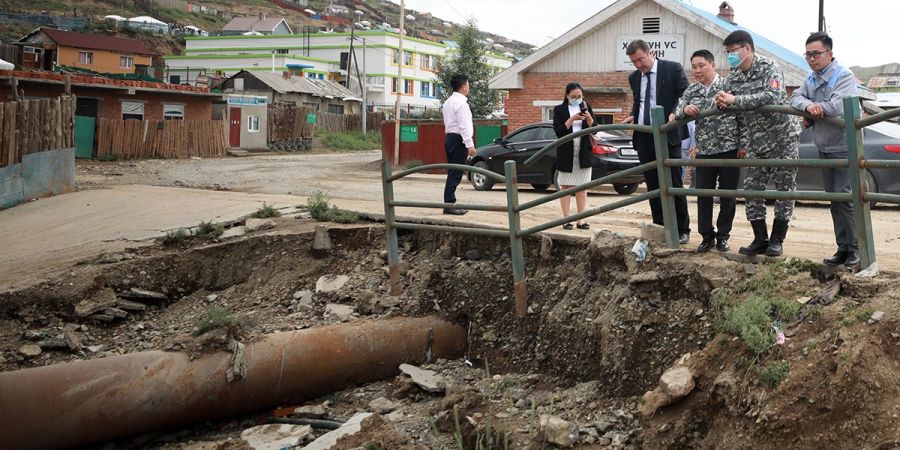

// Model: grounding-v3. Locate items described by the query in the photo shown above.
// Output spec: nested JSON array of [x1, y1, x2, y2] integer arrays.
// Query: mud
[[0, 219, 898, 449]]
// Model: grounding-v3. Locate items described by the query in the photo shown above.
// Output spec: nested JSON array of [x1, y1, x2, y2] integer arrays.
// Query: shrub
[[193, 307, 246, 336], [161, 228, 190, 246], [306, 191, 359, 224], [404, 159, 424, 169], [251, 202, 281, 219], [757, 361, 790, 388], [193, 221, 224, 240], [721, 295, 799, 355], [319, 131, 382, 151]]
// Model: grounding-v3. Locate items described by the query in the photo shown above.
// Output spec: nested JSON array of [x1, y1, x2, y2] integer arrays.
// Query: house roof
[[490, 0, 808, 89], [23, 27, 156, 56], [222, 17, 292, 34], [235, 71, 361, 101]]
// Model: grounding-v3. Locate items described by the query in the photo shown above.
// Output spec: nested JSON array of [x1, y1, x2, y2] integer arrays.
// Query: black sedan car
[[467, 122, 645, 194]]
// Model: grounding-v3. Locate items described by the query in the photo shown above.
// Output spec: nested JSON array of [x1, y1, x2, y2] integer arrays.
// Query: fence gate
[[74, 116, 95, 158], [474, 124, 502, 147]]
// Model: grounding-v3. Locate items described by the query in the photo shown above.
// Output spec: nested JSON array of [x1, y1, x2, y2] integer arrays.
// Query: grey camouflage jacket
[[674, 75, 741, 156], [725, 54, 801, 152]]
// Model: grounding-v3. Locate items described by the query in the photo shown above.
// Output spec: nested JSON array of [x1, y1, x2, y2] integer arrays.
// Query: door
[[474, 124, 502, 147], [229, 107, 241, 148], [74, 98, 98, 158]]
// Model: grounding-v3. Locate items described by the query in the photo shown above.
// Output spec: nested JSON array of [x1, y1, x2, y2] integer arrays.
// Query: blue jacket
[[790, 59, 858, 153]]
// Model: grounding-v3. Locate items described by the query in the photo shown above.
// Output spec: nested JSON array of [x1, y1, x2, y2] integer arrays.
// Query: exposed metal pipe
[[0, 317, 466, 450]]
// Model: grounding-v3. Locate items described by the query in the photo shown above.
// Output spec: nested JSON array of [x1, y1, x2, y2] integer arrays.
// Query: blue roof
[[678, 0, 808, 71]]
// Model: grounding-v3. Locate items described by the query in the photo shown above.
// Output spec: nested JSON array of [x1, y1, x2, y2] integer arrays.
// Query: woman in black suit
[[552, 82, 594, 230]]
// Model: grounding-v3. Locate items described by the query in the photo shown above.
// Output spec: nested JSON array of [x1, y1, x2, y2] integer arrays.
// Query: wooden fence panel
[[0, 95, 74, 168], [93, 118, 227, 160]]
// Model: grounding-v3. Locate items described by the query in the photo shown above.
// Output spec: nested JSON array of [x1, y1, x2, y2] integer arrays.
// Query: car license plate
[[620, 148, 638, 156]]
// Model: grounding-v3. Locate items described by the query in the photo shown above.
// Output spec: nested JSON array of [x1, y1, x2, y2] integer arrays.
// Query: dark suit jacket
[[629, 59, 689, 145], [552, 101, 594, 172]]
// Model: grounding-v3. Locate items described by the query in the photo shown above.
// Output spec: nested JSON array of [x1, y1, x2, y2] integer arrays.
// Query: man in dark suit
[[622, 39, 691, 244]]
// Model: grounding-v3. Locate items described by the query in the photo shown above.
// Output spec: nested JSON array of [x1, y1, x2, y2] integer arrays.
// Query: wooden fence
[[95, 119, 227, 159], [0, 96, 75, 168], [268, 104, 387, 143]]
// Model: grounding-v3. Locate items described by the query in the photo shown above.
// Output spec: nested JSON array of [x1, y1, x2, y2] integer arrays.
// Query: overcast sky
[[401, 0, 899, 68]]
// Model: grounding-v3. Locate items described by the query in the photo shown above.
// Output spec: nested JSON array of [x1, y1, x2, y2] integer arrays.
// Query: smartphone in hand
[[579, 102, 588, 116]]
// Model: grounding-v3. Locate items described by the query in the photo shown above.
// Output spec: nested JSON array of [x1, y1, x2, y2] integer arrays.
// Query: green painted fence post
[[843, 96, 876, 269], [504, 160, 527, 318], [381, 159, 402, 295], [651, 106, 680, 248]]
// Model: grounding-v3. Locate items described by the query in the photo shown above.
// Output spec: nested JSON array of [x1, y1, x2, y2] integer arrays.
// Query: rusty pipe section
[[0, 316, 466, 450]]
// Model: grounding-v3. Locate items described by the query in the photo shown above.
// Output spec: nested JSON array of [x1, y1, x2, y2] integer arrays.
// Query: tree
[[436, 19, 501, 118]]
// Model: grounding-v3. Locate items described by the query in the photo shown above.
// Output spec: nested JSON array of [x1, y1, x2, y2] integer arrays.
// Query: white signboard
[[616, 34, 684, 71]]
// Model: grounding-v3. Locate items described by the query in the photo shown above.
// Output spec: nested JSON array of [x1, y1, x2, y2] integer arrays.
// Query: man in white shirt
[[441, 74, 476, 215]]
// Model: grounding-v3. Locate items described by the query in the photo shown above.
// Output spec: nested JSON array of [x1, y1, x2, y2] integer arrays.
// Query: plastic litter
[[772, 322, 786, 345], [855, 262, 879, 278], [631, 239, 649, 262]]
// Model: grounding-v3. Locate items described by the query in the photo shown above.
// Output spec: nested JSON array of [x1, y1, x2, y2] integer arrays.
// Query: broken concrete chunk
[[301, 412, 372, 450], [641, 223, 667, 245], [293, 404, 327, 419], [399, 363, 445, 393], [103, 308, 129, 319], [245, 218, 276, 232], [312, 225, 333, 251], [75, 288, 120, 317], [660, 366, 695, 401], [220, 226, 247, 240], [240, 423, 311, 450], [368, 397, 398, 414], [316, 275, 350, 294], [324, 303, 354, 320], [18, 344, 42, 358], [120, 288, 168, 301], [64, 327, 83, 352], [539, 415, 578, 448], [868, 310, 885, 324]]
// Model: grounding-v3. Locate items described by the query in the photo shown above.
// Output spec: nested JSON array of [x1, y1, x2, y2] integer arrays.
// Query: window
[[391, 49, 399, 65], [327, 104, 344, 114], [367, 76, 385, 87], [392, 78, 412, 94], [163, 104, 184, 120], [276, 49, 289, 54], [247, 115, 260, 132], [403, 50, 413, 66], [120, 56, 133, 68], [420, 81, 433, 97], [121, 101, 144, 120], [78, 51, 93, 65], [593, 114, 614, 125], [538, 127, 558, 140], [169, 75, 181, 84], [507, 127, 540, 144], [404, 79, 413, 94], [420, 54, 436, 70], [541, 107, 554, 122], [642, 17, 660, 33]]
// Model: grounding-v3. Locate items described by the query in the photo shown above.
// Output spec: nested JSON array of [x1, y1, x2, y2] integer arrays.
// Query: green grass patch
[[251, 203, 281, 219], [721, 294, 799, 355], [161, 228, 190, 246], [193, 307, 246, 336], [319, 131, 382, 151], [193, 221, 224, 240], [756, 360, 790, 388], [404, 159, 424, 169], [306, 191, 359, 224]]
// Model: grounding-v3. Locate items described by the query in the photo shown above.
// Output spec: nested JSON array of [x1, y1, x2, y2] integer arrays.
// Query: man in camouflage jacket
[[715, 30, 801, 257]]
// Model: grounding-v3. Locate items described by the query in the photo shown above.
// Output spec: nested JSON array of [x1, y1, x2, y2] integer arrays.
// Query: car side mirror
[[493, 137, 503, 145]]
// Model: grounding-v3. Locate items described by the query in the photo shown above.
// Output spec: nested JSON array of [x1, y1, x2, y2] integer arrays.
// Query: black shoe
[[576, 222, 590, 230], [739, 220, 769, 256], [765, 219, 789, 257], [562, 223, 573, 230], [823, 250, 848, 266], [843, 251, 860, 267], [679, 233, 690, 244], [697, 237, 715, 253], [443, 208, 468, 215], [716, 238, 730, 252]]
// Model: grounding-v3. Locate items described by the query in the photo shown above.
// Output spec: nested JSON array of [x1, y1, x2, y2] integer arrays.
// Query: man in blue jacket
[[790, 32, 860, 267]]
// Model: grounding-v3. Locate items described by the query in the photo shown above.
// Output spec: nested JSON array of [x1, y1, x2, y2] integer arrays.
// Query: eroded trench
[[0, 223, 742, 448]]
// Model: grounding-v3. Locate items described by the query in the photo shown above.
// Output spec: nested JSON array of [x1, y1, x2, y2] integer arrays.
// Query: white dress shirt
[[442, 92, 474, 148], [638, 59, 658, 126]]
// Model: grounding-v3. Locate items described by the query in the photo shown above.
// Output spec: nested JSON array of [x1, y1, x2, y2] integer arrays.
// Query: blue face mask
[[727, 51, 742, 68], [569, 98, 583, 106]]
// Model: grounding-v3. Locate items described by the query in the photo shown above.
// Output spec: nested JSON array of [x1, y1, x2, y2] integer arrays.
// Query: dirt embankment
[[0, 219, 897, 449]]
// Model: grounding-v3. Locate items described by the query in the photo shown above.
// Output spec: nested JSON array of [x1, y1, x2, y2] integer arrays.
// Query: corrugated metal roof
[[31, 27, 156, 56], [677, 1, 807, 71], [222, 17, 289, 33], [241, 71, 361, 101]]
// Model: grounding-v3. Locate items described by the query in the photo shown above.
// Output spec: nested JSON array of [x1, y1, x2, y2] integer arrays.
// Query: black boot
[[823, 250, 848, 266], [739, 220, 769, 256], [766, 219, 789, 257]]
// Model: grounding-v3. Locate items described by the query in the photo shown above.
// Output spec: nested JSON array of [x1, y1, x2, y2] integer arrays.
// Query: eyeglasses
[[724, 45, 745, 55], [804, 50, 829, 60]]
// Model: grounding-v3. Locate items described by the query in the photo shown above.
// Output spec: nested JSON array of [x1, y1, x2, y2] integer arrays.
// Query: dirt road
[[3, 151, 899, 291]]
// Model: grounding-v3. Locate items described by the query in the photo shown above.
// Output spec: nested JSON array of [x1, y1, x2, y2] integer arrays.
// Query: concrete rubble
[[240, 423, 311, 450], [399, 363, 445, 393], [301, 412, 372, 450], [315, 275, 349, 294]]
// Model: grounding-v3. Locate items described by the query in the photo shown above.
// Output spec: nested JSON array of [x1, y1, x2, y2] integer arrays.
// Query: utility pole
[[393, 0, 405, 166], [818, 0, 825, 32], [360, 38, 367, 134], [347, 25, 355, 91]]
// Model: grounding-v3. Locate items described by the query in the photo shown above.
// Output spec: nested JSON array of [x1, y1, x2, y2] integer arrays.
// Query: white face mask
[[568, 98, 583, 106]]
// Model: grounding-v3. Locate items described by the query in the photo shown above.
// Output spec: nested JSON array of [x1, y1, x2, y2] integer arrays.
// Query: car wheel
[[531, 183, 551, 192], [613, 183, 639, 195], [865, 170, 878, 210], [469, 161, 495, 191]]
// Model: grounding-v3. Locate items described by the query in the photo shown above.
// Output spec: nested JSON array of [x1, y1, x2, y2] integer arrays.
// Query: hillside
[[851, 63, 900, 83], [0, 0, 535, 60]]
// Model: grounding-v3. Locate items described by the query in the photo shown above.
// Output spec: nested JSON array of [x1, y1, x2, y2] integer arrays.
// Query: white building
[[167, 30, 513, 113]]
